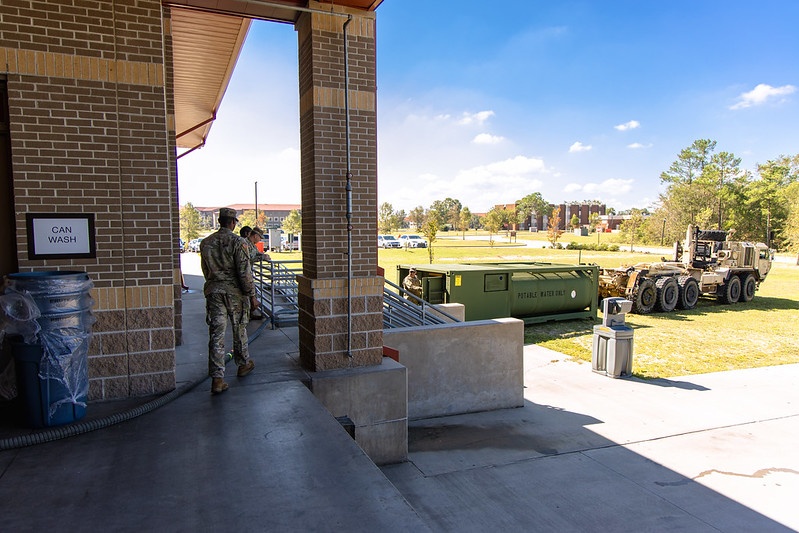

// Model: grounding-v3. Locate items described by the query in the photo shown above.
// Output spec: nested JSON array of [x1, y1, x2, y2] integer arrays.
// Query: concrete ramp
[[0, 380, 429, 532]]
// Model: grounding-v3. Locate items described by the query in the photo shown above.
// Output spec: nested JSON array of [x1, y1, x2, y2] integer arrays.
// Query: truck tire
[[697, 230, 727, 242], [655, 277, 679, 312], [632, 278, 657, 314], [677, 276, 699, 310], [740, 273, 756, 302], [718, 275, 741, 304]]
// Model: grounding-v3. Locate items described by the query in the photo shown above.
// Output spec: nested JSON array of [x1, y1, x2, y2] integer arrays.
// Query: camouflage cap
[[251, 227, 264, 238], [219, 207, 238, 221]]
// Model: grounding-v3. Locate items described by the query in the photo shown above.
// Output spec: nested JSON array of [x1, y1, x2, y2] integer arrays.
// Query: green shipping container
[[398, 262, 598, 324]]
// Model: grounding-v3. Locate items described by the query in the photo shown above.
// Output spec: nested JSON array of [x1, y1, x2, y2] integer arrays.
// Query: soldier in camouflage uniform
[[244, 227, 270, 320], [245, 227, 269, 264], [200, 207, 257, 394]]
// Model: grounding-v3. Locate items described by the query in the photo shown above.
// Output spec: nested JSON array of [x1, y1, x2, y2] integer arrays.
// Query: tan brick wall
[[297, 9, 378, 280], [1, 1, 178, 400], [296, 9, 382, 371], [297, 275, 383, 371]]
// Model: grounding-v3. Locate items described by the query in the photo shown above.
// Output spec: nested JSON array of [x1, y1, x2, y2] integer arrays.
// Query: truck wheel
[[655, 277, 679, 312], [632, 278, 657, 314], [740, 274, 756, 302], [677, 276, 699, 310], [719, 275, 741, 304], [697, 230, 727, 242]]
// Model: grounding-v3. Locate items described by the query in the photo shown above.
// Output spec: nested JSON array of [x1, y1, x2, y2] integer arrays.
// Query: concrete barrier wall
[[384, 317, 524, 420], [431, 303, 465, 322]]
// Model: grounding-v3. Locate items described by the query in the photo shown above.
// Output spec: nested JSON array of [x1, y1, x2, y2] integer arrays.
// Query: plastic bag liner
[[0, 289, 42, 344], [37, 326, 91, 416], [7, 271, 94, 298], [4, 271, 94, 420]]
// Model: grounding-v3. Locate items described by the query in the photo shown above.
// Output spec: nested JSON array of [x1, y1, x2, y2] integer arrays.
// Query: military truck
[[598, 225, 773, 314]]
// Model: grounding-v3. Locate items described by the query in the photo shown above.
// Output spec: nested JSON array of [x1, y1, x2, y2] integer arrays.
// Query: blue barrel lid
[[9, 271, 89, 280]]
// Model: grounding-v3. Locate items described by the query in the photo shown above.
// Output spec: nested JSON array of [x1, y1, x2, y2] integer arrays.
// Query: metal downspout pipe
[[343, 15, 353, 359]]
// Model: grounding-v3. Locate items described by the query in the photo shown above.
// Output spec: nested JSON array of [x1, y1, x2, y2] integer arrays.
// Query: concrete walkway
[[0, 263, 797, 531], [387, 348, 799, 532]]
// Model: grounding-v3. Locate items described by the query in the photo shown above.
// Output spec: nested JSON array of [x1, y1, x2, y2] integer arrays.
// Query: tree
[[547, 206, 564, 247], [515, 192, 550, 230], [570, 214, 580, 229], [483, 207, 505, 246], [282, 209, 302, 237], [504, 206, 519, 233], [743, 157, 797, 247], [588, 212, 601, 233], [378, 202, 396, 233], [420, 210, 441, 264], [459, 207, 472, 239], [237, 210, 258, 230], [409, 205, 425, 230], [660, 139, 719, 226], [620, 208, 646, 252], [660, 139, 717, 186], [705, 151, 742, 229], [430, 198, 462, 229], [180, 203, 202, 242], [783, 181, 799, 260]]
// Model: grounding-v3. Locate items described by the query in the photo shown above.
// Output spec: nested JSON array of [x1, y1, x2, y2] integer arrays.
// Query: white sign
[[26, 214, 96, 259]]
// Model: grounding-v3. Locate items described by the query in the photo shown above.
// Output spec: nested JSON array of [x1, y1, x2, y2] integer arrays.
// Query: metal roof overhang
[[167, 1, 382, 154]]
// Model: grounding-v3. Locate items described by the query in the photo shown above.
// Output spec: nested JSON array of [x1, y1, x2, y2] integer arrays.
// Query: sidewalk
[[1, 269, 797, 531]]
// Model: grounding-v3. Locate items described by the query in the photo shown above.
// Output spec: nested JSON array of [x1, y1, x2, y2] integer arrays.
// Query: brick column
[[296, 6, 382, 372]]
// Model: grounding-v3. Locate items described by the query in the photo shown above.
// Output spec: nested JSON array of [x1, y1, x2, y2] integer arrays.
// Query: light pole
[[254, 181, 259, 226]]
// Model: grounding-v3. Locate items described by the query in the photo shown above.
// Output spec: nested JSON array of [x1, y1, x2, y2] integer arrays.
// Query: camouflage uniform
[[200, 225, 254, 378], [402, 272, 423, 299], [244, 239, 265, 264]]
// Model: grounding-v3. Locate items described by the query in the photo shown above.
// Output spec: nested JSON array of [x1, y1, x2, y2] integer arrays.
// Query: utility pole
[[254, 181, 259, 225]]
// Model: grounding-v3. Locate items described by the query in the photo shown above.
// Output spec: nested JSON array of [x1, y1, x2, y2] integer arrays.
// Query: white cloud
[[614, 120, 640, 131], [415, 155, 548, 211], [627, 142, 652, 149], [730, 83, 796, 110], [564, 178, 634, 196], [457, 110, 495, 125], [473, 133, 504, 145], [569, 141, 592, 153]]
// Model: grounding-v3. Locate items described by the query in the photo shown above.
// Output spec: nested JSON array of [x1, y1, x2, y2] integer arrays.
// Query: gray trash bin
[[592, 297, 634, 378]]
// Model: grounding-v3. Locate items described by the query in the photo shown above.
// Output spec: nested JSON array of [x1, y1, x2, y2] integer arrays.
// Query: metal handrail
[[383, 278, 460, 328], [252, 259, 302, 327], [251, 260, 461, 329]]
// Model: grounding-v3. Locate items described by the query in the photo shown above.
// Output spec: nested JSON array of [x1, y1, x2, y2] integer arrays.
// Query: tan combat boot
[[211, 377, 229, 394], [237, 359, 255, 377]]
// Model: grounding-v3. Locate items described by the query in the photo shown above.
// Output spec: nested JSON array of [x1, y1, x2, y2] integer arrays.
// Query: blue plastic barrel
[[7, 271, 93, 428]]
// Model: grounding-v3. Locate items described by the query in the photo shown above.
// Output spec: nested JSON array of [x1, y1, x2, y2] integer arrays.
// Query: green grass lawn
[[378, 234, 799, 378], [274, 233, 798, 378]]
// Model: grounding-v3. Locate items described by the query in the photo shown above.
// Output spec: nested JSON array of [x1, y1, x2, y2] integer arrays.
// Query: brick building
[[1, 0, 393, 456], [194, 203, 301, 229], [533, 202, 607, 231]]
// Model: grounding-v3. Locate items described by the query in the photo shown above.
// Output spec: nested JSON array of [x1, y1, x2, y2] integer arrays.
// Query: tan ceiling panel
[[172, 8, 250, 149], [169, 1, 383, 152], [168, 1, 383, 24]]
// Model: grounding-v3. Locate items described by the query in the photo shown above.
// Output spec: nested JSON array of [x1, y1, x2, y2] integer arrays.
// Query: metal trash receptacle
[[5, 271, 94, 428], [592, 324, 634, 378]]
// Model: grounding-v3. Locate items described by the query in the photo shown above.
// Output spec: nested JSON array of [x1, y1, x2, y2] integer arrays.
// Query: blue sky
[[177, 0, 798, 214]]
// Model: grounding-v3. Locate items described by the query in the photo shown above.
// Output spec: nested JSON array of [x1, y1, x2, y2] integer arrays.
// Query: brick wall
[[296, 7, 382, 371], [1, 1, 178, 399]]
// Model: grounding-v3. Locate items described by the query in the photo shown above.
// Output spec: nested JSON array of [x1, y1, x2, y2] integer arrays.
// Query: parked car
[[281, 234, 299, 251], [187, 238, 203, 253], [378, 235, 401, 249], [398, 234, 427, 248]]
